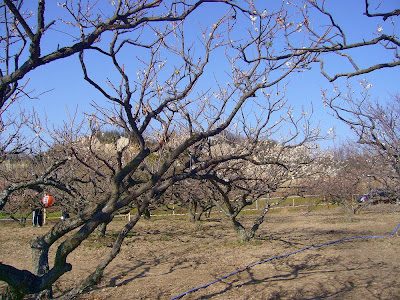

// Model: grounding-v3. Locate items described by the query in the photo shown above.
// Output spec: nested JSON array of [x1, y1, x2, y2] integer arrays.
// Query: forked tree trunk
[[231, 205, 271, 242], [231, 218, 251, 242], [59, 207, 144, 299], [187, 202, 204, 228], [0, 203, 106, 299], [192, 211, 203, 230]]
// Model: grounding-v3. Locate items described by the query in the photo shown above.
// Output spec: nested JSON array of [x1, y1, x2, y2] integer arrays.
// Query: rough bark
[[0, 201, 105, 297], [0, 262, 71, 296], [231, 218, 250, 242], [95, 222, 109, 238], [31, 237, 52, 299], [1, 285, 24, 300], [59, 205, 145, 299], [249, 205, 270, 239]]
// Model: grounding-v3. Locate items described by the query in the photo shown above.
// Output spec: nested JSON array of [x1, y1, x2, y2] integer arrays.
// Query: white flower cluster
[[250, 15, 259, 32]]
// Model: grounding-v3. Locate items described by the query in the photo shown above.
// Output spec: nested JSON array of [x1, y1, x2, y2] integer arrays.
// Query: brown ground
[[1, 205, 400, 300]]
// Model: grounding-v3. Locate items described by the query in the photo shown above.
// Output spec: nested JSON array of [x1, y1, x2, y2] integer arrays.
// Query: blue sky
[[8, 0, 400, 149]]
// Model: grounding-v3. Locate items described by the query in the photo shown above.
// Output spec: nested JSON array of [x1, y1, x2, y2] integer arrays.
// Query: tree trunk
[[249, 205, 270, 239], [188, 201, 204, 228], [187, 201, 197, 223], [343, 202, 354, 222], [95, 222, 108, 238], [194, 210, 204, 228], [231, 218, 250, 242], [143, 207, 151, 219], [59, 207, 144, 299], [205, 206, 212, 218], [0, 203, 104, 299], [30, 237, 52, 299], [1, 285, 24, 300]]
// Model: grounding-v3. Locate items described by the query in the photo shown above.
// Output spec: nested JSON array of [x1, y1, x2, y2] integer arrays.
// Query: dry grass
[[1, 205, 400, 299]]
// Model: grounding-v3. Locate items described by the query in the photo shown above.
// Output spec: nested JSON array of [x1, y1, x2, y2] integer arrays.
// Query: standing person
[[32, 208, 41, 226], [32, 208, 37, 226], [61, 210, 70, 220], [37, 208, 43, 226], [32, 206, 44, 227]]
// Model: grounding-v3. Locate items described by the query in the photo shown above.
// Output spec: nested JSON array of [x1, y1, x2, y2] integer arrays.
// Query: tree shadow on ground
[[90, 251, 207, 293], [193, 254, 390, 300], [107, 261, 148, 288]]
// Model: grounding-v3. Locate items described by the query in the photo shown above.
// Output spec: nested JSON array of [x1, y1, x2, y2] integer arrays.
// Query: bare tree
[[162, 179, 215, 226], [0, 0, 399, 299], [325, 88, 400, 206], [201, 138, 321, 241], [0, 1, 317, 298], [310, 143, 376, 221]]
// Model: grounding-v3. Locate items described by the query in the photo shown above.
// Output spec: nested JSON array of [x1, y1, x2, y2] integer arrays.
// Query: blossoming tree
[[0, 0, 399, 299]]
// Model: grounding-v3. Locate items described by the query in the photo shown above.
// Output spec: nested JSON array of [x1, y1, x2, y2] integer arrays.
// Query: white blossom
[[262, 76, 267, 84], [297, 23, 303, 32], [250, 15, 257, 25], [261, 9, 267, 18]]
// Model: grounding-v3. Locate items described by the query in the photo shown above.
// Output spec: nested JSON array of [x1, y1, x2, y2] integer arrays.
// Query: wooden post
[[43, 208, 46, 225]]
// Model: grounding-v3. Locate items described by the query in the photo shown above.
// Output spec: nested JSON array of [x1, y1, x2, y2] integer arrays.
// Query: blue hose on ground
[[170, 222, 400, 300]]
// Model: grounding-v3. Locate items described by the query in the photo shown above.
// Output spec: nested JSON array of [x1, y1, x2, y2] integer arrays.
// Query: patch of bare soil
[[1, 205, 400, 299]]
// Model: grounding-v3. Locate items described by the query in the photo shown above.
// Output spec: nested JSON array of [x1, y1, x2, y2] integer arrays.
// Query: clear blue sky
[[10, 0, 400, 149]]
